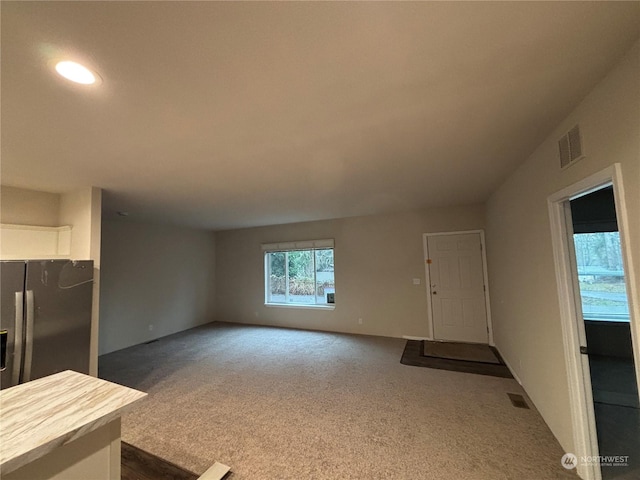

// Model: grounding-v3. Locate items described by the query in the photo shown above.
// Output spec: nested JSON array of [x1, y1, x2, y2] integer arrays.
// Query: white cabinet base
[[4, 420, 121, 480]]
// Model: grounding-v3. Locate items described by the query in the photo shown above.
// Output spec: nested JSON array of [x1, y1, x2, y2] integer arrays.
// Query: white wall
[[99, 219, 216, 355], [485, 41, 639, 454], [60, 188, 96, 260], [0, 186, 60, 226], [0, 187, 64, 258], [57, 187, 103, 374], [215, 206, 485, 338], [0, 186, 101, 262]]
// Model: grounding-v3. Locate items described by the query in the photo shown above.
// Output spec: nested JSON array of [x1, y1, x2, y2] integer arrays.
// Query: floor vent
[[507, 393, 530, 409]]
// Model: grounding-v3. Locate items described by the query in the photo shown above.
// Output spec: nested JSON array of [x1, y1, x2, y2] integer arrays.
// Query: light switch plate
[[412, 278, 421, 285]]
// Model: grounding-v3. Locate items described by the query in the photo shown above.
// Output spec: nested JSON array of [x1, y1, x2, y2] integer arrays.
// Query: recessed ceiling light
[[55, 61, 98, 85]]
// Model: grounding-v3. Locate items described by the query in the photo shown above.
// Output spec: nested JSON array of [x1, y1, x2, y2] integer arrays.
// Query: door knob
[[432, 291, 437, 295]]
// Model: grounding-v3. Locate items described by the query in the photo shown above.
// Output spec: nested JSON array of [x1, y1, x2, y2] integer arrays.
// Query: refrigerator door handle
[[13, 292, 24, 386], [23, 290, 34, 383]]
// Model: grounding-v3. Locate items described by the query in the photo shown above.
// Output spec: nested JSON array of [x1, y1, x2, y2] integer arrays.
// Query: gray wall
[[215, 205, 485, 339], [99, 219, 216, 355]]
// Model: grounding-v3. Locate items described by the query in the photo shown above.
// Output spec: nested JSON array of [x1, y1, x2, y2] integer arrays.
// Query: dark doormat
[[401, 340, 513, 378], [423, 340, 501, 364], [121, 441, 200, 480]]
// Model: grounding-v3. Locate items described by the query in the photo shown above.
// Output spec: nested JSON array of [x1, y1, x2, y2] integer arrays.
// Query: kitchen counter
[[0, 370, 146, 478]]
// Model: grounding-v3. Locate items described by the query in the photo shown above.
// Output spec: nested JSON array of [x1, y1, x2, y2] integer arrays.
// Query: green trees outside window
[[573, 232, 629, 321], [266, 249, 335, 305]]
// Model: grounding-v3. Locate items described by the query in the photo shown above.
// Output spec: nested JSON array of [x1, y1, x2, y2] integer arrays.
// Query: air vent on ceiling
[[558, 124, 584, 169]]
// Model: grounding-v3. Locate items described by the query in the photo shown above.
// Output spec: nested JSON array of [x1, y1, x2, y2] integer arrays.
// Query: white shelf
[[0, 223, 72, 260]]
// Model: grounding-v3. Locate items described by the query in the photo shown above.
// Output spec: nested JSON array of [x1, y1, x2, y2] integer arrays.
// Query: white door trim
[[547, 163, 640, 480], [422, 230, 494, 346]]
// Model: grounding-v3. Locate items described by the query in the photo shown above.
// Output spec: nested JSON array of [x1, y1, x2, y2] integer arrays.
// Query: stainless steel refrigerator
[[1, 260, 93, 390]]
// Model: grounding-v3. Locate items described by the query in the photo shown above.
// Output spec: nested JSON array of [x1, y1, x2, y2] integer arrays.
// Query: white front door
[[426, 233, 488, 344]]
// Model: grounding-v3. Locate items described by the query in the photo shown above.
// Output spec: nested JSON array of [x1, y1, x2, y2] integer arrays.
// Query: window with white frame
[[263, 239, 335, 307]]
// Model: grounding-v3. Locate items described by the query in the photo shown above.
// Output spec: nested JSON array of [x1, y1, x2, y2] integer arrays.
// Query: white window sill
[[264, 303, 335, 311]]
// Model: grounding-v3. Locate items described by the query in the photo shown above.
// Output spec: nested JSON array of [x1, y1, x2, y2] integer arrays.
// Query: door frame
[[547, 163, 640, 480], [422, 230, 494, 345]]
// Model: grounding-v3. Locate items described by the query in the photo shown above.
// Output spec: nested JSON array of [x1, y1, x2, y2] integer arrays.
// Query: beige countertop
[[0, 370, 146, 475]]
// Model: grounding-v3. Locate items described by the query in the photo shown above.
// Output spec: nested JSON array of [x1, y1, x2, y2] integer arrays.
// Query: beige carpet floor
[[99, 322, 576, 480]]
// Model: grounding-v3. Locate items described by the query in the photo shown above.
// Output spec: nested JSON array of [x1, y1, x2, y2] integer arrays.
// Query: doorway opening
[[570, 186, 639, 479], [548, 164, 640, 480]]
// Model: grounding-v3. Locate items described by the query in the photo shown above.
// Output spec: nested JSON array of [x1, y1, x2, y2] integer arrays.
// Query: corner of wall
[[89, 188, 102, 377]]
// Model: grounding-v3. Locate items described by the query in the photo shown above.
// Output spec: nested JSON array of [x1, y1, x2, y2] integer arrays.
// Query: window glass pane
[[267, 252, 285, 304], [265, 246, 335, 307], [573, 232, 629, 322], [287, 250, 314, 304], [315, 249, 335, 304]]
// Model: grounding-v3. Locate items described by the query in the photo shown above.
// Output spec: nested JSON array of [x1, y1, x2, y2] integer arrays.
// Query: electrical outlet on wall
[[148, 324, 154, 331], [358, 318, 363, 325]]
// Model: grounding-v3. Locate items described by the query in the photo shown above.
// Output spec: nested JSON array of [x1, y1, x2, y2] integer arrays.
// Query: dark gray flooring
[[589, 355, 639, 408], [589, 355, 640, 480], [595, 403, 640, 480], [121, 442, 199, 480]]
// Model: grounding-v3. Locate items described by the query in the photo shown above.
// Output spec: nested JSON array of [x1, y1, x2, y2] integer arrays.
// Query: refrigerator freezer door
[[24, 260, 93, 382], [1, 261, 26, 390]]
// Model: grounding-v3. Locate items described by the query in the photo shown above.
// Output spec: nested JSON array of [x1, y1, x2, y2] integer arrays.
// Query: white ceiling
[[2, 2, 639, 230]]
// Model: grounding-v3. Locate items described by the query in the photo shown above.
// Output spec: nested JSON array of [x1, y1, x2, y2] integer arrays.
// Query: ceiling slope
[[2, 1, 639, 229]]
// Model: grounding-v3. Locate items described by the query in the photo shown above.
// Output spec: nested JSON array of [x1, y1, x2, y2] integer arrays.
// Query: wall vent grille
[[558, 124, 584, 169]]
